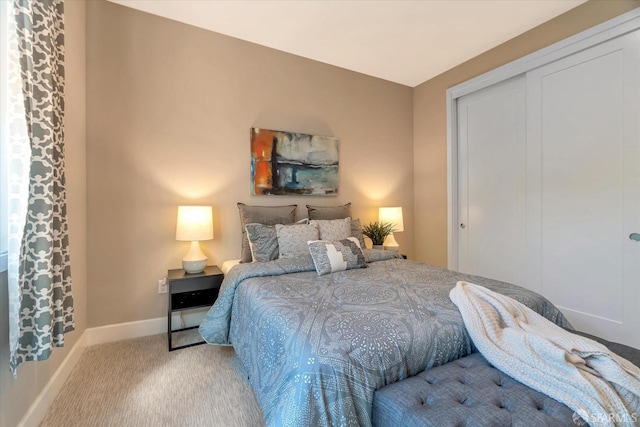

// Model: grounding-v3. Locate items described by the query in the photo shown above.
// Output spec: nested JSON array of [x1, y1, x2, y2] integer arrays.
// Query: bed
[[198, 250, 570, 426]]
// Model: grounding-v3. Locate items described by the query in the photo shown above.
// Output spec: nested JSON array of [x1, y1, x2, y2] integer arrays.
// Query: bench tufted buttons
[[496, 399, 510, 411], [373, 353, 582, 426]]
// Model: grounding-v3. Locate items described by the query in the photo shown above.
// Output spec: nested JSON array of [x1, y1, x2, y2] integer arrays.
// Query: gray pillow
[[245, 223, 279, 263], [309, 218, 351, 241], [306, 203, 352, 220], [275, 223, 319, 259], [308, 237, 367, 275], [245, 219, 308, 262], [238, 203, 297, 263], [350, 218, 366, 248]]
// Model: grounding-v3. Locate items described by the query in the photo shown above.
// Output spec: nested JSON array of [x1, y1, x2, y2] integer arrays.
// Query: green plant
[[361, 221, 395, 246]]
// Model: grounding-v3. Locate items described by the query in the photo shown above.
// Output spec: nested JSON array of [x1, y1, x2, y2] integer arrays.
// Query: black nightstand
[[167, 265, 223, 351]]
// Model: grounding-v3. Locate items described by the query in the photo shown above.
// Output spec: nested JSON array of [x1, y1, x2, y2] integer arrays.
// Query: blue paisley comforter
[[199, 250, 570, 426]]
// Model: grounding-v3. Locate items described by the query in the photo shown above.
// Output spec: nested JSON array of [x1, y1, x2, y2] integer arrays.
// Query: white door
[[457, 76, 526, 286], [526, 30, 640, 348]]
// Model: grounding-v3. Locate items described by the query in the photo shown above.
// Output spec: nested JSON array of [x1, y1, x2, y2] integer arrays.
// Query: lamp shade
[[176, 206, 214, 241], [378, 207, 404, 232]]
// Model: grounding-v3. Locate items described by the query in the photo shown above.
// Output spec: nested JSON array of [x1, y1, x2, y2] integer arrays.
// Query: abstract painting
[[250, 128, 339, 196]]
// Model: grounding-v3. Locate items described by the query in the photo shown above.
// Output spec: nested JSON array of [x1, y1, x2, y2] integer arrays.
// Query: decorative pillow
[[308, 237, 367, 276], [306, 203, 352, 220], [350, 218, 366, 248], [238, 203, 297, 263], [276, 223, 319, 259], [245, 219, 308, 262], [245, 223, 278, 263], [309, 218, 351, 241]]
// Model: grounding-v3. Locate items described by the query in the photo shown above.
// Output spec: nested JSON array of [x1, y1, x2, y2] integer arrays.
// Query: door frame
[[446, 7, 640, 270]]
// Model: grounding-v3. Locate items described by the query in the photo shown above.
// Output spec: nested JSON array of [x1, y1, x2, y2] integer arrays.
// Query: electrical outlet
[[158, 277, 167, 294]]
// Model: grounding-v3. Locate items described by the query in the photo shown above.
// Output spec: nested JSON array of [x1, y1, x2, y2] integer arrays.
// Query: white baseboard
[[85, 317, 166, 346], [18, 332, 87, 427], [85, 310, 207, 346]]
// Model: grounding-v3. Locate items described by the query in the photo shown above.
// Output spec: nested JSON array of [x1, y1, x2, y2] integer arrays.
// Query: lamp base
[[182, 259, 207, 274], [182, 241, 208, 273], [383, 233, 400, 252]]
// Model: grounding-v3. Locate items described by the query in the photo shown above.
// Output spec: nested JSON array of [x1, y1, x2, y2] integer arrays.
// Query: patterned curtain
[[9, 0, 74, 376]]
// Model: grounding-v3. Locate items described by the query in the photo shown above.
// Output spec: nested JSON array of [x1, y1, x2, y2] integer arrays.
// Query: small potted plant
[[362, 221, 395, 250]]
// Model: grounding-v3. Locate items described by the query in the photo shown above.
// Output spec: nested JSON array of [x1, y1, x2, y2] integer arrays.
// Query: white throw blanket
[[450, 281, 640, 427]]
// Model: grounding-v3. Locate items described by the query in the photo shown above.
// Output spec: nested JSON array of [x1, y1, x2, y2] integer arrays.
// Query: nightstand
[[167, 265, 223, 351]]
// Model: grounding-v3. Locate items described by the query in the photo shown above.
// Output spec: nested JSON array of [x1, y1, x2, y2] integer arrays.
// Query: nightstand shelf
[[167, 265, 223, 351]]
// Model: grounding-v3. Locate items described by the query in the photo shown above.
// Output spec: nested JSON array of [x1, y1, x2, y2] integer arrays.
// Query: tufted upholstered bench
[[372, 332, 640, 427], [372, 353, 581, 427]]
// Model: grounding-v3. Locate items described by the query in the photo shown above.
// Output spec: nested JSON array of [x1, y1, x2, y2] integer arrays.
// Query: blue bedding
[[199, 251, 570, 426]]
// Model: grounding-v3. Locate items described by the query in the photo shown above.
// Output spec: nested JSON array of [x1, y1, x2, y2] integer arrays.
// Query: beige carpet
[[40, 333, 265, 427]]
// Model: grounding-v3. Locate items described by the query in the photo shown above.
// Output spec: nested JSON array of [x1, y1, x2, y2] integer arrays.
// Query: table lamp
[[176, 205, 213, 273], [378, 207, 404, 252]]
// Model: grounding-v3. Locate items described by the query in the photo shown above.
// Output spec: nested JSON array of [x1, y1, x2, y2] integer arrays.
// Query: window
[[0, 1, 29, 274], [1, 1, 9, 271]]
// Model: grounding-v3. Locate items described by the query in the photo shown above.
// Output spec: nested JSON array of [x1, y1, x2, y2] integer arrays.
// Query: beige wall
[[413, 0, 640, 267], [0, 1, 87, 426], [86, 1, 414, 327], [1, 1, 638, 423]]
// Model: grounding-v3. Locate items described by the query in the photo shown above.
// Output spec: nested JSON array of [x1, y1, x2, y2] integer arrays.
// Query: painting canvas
[[251, 128, 339, 196]]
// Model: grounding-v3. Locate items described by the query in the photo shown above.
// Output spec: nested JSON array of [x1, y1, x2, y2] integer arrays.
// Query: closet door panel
[[457, 77, 526, 286], [527, 31, 640, 347]]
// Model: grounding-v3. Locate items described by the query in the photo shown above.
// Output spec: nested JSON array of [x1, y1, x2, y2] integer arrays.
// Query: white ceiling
[[108, 0, 586, 87]]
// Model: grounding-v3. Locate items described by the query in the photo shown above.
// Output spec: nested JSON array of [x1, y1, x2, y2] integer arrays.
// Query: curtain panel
[[9, 0, 74, 375]]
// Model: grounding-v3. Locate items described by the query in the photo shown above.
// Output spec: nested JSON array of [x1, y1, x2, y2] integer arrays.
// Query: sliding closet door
[[526, 31, 640, 347], [457, 77, 526, 285]]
